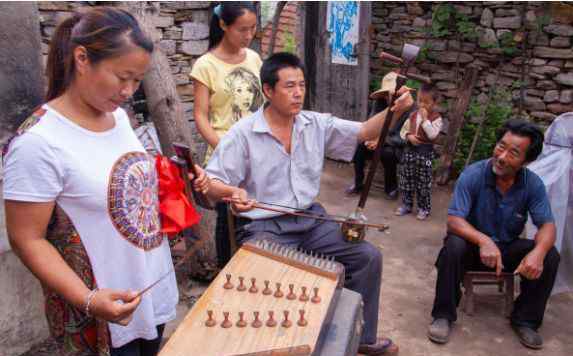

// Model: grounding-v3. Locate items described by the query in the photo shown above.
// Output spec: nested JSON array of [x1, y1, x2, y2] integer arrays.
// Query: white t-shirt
[[2, 105, 178, 348]]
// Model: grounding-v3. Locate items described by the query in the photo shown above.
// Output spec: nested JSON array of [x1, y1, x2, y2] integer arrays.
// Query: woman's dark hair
[[260, 52, 306, 89], [46, 7, 153, 101], [209, 2, 257, 50], [496, 119, 545, 162]]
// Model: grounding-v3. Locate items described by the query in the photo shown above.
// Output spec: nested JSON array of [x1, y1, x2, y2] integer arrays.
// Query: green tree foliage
[[431, 4, 477, 40], [454, 89, 513, 173], [282, 31, 296, 54], [499, 32, 519, 56]]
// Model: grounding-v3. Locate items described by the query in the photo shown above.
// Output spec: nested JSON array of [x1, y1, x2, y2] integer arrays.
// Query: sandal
[[358, 337, 399, 355]]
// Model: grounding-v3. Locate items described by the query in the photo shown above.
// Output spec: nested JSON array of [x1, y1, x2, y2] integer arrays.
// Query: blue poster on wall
[[327, 1, 360, 66]]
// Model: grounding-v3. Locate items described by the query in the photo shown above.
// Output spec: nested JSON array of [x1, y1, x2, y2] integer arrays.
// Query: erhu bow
[[341, 43, 432, 243], [221, 197, 389, 231]]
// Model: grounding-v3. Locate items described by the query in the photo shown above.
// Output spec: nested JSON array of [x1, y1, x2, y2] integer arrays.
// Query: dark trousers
[[353, 143, 398, 194], [431, 235, 560, 329], [110, 324, 165, 356], [235, 203, 382, 345], [215, 202, 231, 268], [398, 149, 434, 212]]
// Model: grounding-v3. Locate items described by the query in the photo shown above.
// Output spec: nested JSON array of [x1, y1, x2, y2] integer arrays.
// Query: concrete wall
[[0, 251, 49, 356], [0, 1, 45, 156], [0, 2, 50, 354], [0, 190, 49, 356]]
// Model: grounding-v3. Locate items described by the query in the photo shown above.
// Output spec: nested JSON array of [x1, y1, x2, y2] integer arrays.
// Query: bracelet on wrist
[[84, 288, 99, 317]]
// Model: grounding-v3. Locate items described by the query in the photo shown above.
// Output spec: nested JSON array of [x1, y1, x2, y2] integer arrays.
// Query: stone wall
[[38, 1, 213, 148], [36, 2, 573, 126], [370, 2, 573, 123], [0, 4, 51, 354]]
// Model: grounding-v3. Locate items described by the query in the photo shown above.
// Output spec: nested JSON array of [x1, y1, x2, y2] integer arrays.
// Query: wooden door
[[304, 2, 371, 123]]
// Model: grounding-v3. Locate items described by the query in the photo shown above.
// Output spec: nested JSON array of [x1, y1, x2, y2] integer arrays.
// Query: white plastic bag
[[526, 113, 573, 295]]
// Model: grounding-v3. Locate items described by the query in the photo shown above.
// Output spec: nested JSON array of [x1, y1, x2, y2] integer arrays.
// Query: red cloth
[[155, 155, 201, 236]]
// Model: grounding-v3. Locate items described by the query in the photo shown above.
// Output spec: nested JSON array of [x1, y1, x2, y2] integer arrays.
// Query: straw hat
[[369, 71, 403, 100]]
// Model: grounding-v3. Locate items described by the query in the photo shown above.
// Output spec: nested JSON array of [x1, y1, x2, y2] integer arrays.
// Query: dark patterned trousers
[[398, 149, 434, 212]]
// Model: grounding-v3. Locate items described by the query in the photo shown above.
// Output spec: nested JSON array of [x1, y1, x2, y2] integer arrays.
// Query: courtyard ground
[[312, 161, 572, 356], [21, 160, 572, 356], [312, 162, 573, 356], [164, 161, 572, 356]]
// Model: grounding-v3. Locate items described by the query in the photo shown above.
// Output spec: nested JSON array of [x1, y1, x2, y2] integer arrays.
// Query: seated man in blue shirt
[[205, 52, 414, 355], [428, 119, 560, 349]]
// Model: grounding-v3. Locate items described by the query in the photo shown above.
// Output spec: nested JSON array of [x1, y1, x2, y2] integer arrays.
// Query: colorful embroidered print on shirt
[[108, 151, 163, 250]]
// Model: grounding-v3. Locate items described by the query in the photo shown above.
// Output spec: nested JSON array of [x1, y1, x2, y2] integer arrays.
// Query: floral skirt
[[44, 206, 111, 356]]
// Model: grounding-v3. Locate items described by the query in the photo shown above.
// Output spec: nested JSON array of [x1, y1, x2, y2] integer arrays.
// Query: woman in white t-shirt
[[3, 7, 208, 356]]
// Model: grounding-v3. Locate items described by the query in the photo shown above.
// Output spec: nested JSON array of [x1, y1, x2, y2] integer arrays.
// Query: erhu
[[342, 43, 432, 242], [172, 142, 213, 210], [134, 142, 213, 299]]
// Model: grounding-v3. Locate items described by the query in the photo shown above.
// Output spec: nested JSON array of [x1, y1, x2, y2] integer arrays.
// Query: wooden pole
[[127, 2, 217, 279], [435, 66, 479, 185], [357, 95, 399, 210], [464, 67, 500, 169], [127, 2, 193, 158], [268, 2, 287, 56]]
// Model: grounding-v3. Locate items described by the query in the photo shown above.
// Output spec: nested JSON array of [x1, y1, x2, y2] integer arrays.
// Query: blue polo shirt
[[448, 159, 554, 245]]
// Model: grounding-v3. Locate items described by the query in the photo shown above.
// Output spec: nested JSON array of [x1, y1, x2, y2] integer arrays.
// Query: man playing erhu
[[205, 52, 415, 355]]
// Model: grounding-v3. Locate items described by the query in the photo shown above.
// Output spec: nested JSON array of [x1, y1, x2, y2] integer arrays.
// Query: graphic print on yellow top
[[190, 48, 263, 162]]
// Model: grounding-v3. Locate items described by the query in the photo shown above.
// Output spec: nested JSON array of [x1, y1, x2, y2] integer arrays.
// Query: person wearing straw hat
[[345, 71, 415, 200]]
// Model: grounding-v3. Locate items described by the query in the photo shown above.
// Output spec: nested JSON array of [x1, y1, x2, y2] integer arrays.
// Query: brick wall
[[260, 2, 301, 57]]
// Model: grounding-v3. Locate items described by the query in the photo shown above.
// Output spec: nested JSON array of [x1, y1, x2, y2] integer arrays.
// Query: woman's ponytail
[[45, 13, 82, 101], [208, 4, 224, 50]]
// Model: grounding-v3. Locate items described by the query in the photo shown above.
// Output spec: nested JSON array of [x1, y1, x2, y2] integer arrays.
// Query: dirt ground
[[162, 161, 572, 356], [311, 160, 572, 356], [21, 161, 572, 356]]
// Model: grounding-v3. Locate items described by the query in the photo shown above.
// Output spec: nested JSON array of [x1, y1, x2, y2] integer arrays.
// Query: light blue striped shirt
[[205, 107, 361, 219]]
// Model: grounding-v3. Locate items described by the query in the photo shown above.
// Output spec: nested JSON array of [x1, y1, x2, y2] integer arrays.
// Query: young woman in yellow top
[[190, 2, 263, 266]]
